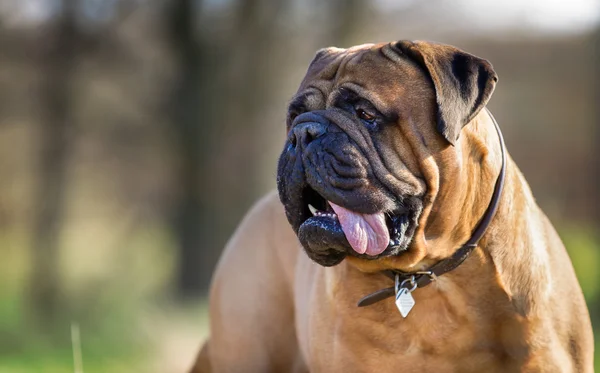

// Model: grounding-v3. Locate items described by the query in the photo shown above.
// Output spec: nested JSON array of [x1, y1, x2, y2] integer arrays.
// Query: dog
[[190, 40, 594, 372]]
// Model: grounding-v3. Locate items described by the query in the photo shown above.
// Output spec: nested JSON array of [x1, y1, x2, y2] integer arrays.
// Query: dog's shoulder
[[226, 189, 297, 259], [211, 190, 298, 301], [207, 191, 302, 370]]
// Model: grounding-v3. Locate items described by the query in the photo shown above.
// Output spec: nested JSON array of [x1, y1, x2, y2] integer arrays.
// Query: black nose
[[290, 120, 327, 148]]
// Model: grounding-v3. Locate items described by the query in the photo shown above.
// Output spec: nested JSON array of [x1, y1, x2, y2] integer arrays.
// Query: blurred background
[[0, 0, 599, 371]]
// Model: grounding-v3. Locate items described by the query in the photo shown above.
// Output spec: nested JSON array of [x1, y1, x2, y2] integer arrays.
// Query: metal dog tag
[[395, 288, 415, 318]]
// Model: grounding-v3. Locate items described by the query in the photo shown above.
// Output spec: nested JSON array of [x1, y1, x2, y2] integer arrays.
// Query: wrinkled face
[[277, 41, 497, 267], [277, 43, 432, 266]]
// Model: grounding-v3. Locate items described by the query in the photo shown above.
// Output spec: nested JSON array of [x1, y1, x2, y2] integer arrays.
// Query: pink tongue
[[329, 202, 390, 256]]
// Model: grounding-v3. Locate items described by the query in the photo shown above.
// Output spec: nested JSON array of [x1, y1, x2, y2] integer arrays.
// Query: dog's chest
[[294, 267, 524, 372]]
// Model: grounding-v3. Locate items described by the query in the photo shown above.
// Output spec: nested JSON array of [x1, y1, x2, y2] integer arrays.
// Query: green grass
[[0, 227, 208, 372], [0, 292, 151, 372]]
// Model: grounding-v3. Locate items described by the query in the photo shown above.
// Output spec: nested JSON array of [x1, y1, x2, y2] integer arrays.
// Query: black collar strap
[[357, 109, 507, 307]]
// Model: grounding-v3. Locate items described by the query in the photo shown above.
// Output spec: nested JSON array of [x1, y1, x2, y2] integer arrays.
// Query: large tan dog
[[191, 40, 593, 372]]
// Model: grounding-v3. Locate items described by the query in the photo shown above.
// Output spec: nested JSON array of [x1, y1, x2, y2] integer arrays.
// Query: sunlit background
[[0, 0, 599, 372]]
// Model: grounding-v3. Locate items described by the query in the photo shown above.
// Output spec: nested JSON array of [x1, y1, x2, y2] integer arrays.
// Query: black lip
[[295, 186, 420, 263], [386, 214, 410, 248]]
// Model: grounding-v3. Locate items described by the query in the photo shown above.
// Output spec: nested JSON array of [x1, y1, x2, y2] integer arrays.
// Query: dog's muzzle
[[277, 111, 421, 266]]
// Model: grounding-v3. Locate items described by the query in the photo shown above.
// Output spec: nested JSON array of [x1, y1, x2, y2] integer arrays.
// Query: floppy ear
[[394, 40, 498, 145]]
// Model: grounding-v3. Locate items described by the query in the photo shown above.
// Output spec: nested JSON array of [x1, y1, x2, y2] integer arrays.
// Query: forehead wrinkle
[[320, 49, 366, 108], [298, 44, 426, 115], [300, 46, 379, 106], [347, 51, 411, 85], [331, 50, 356, 87], [298, 51, 346, 96]]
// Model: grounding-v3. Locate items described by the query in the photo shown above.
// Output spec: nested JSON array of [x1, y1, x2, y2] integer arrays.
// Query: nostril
[[307, 124, 326, 139], [304, 130, 315, 144]]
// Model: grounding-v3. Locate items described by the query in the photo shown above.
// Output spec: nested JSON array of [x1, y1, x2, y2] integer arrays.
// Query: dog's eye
[[356, 108, 375, 122]]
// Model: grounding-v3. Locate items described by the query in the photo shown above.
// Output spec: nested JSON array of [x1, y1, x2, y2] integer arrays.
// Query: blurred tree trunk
[[227, 0, 287, 200], [29, 0, 78, 320], [328, 0, 370, 47], [168, 0, 288, 298], [167, 0, 221, 298], [595, 28, 600, 222]]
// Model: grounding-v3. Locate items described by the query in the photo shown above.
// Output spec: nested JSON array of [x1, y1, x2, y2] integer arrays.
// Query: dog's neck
[[454, 111, 551, 316], [478, 157, 552, 316], [428, 110, 551, 316], [344, 110, 549, 316], [329, 149, 547, 336], [419, 110, 506, 266]]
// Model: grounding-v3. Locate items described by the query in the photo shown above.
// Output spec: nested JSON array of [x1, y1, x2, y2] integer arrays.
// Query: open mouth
[[300, 187, 413, 258]]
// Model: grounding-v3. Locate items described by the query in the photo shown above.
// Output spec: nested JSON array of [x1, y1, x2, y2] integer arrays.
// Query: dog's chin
[[294, 198, 420, 267]]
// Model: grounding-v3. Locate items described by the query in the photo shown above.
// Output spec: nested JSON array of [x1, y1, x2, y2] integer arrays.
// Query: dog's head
[[277, 41, 497, 269]]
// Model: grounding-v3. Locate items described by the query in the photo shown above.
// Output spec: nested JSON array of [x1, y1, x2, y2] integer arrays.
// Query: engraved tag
[[395, 288, 415, 318]]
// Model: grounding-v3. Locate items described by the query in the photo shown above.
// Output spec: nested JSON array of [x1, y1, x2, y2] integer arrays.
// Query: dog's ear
[[394, 40, 498, 146]]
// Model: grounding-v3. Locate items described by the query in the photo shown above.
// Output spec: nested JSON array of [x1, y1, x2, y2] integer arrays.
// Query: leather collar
[[357, 109, 507, 307]]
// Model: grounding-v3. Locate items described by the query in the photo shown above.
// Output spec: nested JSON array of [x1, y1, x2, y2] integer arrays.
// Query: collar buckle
[[414, 270, 437, 282]]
